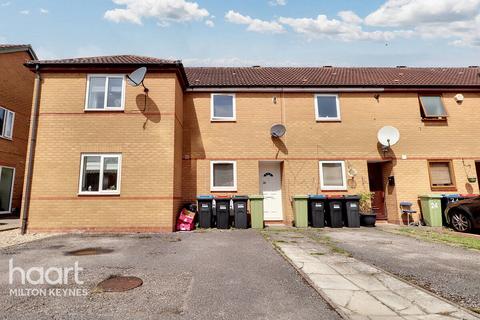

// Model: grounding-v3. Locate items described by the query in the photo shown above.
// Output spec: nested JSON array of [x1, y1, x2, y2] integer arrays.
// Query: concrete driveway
[[322, 227, 480, 311], [0, 230, 340, 320]]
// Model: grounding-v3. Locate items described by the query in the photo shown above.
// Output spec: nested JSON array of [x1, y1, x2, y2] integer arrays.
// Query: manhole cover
[[65, 247, 114, 256], [96, 276, 143, 292]]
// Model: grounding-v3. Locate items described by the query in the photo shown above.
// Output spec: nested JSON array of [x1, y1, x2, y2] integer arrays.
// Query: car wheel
[[450, 210, 472, 233]]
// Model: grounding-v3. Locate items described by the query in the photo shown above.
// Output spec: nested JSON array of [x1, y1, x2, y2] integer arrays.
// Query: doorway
[[0, 166, 15, 214], [476, 161, 480, 191], [259, 162, 283, 221], [367, 162, 387, 220]]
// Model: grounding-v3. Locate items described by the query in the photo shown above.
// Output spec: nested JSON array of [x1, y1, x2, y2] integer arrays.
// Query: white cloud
[[279, 13, 409, 41], [19, 10, 29, 15], [365, 0, 480, 27], [104, 0, 210, 25], [225, 10, 284, 34], [365, 0, 480, 46], [269, 0, 286, 6], [205, 19, 214, 27], [40, 8, 49, 14], [1, 2, 11, 7]]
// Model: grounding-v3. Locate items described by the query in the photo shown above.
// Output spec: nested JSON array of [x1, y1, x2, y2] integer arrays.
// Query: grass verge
[[384, 227, 480, 251]]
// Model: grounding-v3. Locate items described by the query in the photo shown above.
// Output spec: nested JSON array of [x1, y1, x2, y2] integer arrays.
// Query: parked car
[[444, 197, 480, 232]]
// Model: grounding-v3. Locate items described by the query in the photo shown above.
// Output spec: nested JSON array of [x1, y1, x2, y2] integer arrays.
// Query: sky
[[1, 0, 480, 67]]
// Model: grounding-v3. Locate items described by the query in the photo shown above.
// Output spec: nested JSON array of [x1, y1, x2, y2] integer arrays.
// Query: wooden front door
[[368, 163, 387, 220], [476, 162, 480, 191]]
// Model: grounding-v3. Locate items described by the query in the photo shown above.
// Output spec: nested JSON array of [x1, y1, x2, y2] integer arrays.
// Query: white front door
[[259, 162, 283, 221]]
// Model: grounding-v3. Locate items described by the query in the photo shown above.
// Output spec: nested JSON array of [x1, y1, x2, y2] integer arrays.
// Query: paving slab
[[264, 229, 480, 320]]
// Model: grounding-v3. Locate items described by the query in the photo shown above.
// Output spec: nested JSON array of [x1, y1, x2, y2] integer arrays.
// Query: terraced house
[[0, 45, 37, 216], [20, 55, 480, 232]]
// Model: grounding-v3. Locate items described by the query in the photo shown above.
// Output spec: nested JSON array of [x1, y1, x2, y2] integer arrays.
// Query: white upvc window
[[0, 166, 15, 213], [85, 75, 126, 111], [211, 93, 236, 121], [79, 154, 122, 195], [0, 107, 15, 140], [315, 94, 341, 121], [210, 161, 237, 191], [319, 161, 347, 191]]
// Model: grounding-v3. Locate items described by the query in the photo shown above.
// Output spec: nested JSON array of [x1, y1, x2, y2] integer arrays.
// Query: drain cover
[[65, 247, 114, 256], [96, 276, 143, 292]]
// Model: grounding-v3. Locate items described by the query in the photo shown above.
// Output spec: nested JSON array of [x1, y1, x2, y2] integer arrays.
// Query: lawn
[[384, 226, 480, 251]]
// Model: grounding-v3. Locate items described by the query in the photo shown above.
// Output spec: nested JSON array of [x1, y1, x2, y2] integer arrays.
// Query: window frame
[[84, 74, 126, 111], [210, 160, 237, 192], [319, 160, 347, 191], [0, 166, 15, 214], [427, 160, 456, 191], [210, 93, 236, 122], [418, 94, 448, 119], [314, 94, 341, 122], [0, 106, 15, 140], [78, 153, 122, 195]]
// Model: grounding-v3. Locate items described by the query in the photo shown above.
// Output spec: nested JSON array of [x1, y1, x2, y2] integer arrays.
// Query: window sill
[[84, 109, 125, 112], [78, 192, 121, 197], [211, 119, 236, 122], [211, 188, 237, 192], [316, 118, 341, 122], [430, 186, 457, 192], [321, 188, 348, 192], [0, 136, 13, 141], [421, 117, 447, 122]]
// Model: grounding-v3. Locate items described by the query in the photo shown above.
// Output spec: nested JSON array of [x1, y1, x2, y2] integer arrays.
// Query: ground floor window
[[210, 161, 237, 191], [0, 166, 15, 213], [319, 161, 347, 191], [79, 154, 122, 195], [428, 160, 455, 190]]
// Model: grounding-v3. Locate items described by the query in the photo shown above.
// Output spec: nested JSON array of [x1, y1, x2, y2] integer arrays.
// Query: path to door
[[263, 228, 479, 320]]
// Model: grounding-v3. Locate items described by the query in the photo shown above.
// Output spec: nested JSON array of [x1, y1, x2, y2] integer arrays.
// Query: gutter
[[186, 87, 386, 93], [21, 65, 41, 234]]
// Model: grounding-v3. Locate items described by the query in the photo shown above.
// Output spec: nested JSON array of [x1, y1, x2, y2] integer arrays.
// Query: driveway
[[321, 227, 480, 311], [0, 230, 340, 320]]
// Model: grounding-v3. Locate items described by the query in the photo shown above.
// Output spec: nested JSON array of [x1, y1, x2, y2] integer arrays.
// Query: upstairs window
[[319, 161, 347, 190], [428, 160, 455, 190], [0, 107, 14, 140], [79, 154, 122, 195], [315, 94, 341, 121], [419, 95, 447, 119], [210, 161, 237, 191], [211, 94, 236, 121], [86, 75, 125, 110]]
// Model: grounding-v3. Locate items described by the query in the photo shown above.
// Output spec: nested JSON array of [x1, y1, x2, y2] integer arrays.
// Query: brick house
[[0, 44, 37, 215], [21, 55, 480, 232]]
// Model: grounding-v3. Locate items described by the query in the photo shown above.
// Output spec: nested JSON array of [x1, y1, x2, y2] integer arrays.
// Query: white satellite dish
[[271, 124, 286, 138], [377, 126, 400, 150], [127, 67, 149, 92]]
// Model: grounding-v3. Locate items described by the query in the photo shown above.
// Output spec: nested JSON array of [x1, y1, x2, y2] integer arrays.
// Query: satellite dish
[[127, 67, 149, 92], [271, 124, 286, 138], [377, 126, 400, 149], [127, 67, 147, 86]]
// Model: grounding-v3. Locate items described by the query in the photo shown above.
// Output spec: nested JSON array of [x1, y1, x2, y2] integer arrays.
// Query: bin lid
[[327, 195, 344, 200], [249, 195, 264, 200], [309, 195, 327, 199], [419, 194, 443, 199], [460, 194, 478, 198], [233, 195, 249, 201], [215, 196, 231, 200], [344, 195, 360, 200], [197, 195, 213, 200], [293, 195, 309, 199], [442, 194, 461, 199]]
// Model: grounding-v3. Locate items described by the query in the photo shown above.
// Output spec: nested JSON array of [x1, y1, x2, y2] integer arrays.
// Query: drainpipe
[[21, 65, 41, 235]]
